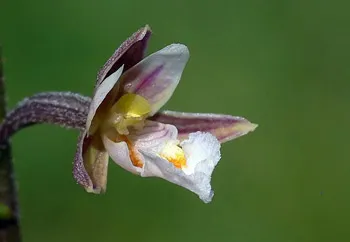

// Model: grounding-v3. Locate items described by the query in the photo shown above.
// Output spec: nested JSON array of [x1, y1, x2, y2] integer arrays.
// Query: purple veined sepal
[[150, 110, 258, 143]]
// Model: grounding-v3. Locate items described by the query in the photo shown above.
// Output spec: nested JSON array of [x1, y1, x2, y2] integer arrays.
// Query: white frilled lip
[[102, 121, 221, 203]]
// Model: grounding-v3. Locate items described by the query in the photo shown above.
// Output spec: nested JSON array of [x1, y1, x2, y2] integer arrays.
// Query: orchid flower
[[73, 25, 258, 203]]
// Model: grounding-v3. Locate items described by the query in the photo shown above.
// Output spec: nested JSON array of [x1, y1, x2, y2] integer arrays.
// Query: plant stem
[[0, 46, 21, 242]]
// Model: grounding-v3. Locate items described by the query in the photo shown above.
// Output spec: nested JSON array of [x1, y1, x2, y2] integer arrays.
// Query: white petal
[[86, 65, 124, 131], [139, 132, 221, 203], [128, 120, 178, 153], [121, 44, 189, 115], [101, 134, 142, 175]]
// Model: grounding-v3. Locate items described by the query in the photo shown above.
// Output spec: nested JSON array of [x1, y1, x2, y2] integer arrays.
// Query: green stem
[[0, 46, 21, 241]]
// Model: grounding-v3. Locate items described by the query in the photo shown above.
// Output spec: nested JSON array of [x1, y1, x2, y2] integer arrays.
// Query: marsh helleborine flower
[[73, 25, 257, 203]]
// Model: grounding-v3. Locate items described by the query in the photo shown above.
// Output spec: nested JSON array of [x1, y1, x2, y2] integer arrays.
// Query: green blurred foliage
[[0, 203, 11, 219], [0, 0, 350, 241]]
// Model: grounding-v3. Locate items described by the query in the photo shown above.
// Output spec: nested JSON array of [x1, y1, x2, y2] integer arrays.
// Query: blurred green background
[[1, 0, 350, 241]]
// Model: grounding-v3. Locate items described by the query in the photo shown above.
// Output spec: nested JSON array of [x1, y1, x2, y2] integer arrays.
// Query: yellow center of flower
[[159, 142, 187, 169], [107, 93, 151, 135], [100, 93, 151, 168], [101, 93, 187, 170]]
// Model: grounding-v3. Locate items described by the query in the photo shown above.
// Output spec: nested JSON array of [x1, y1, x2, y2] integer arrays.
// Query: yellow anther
[[107, 93, 151, 135], [112, 93, 151, 119]]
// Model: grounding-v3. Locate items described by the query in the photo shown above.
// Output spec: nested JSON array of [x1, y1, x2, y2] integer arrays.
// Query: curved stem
[[0, 92, 91, 143], [0, 84, 91, 241]]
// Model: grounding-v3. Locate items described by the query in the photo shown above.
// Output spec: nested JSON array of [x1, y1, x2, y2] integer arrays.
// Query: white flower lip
[[102, 118, 221, 203], [139, 131, 221, 203]]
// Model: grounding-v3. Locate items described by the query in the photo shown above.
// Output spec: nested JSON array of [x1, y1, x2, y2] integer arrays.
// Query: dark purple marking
[[134, 65, 164, 93]]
